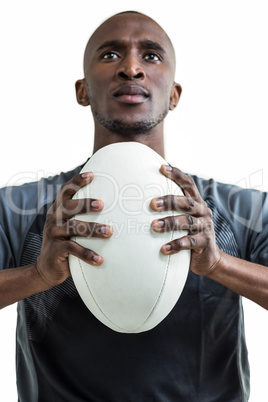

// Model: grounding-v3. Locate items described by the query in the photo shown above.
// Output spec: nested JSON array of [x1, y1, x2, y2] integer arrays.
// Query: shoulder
[[191, 174, 267, 228], [0, 165, 83, 268], [0, 165, 83, 217], [191, 174, 268, 263]]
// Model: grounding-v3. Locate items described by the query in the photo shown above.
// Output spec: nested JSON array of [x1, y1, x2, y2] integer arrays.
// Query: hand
[[151, 165, 221, 277], [36, 172, 113, 287]]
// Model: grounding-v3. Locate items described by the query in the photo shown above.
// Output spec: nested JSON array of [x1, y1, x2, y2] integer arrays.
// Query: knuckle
[[62, 180, 81, 198], [61, 200, 74, 216], [65, 240, 76, 254], [81, 248, 94, 261], [189, 236, 197, 248], [202, 206, 213, 222], [171, 195, 181, 212], [79, 222, 92, 237], [158, 195, 169, 210], [196, 217, 205, 232], [44, 220, 58, 237], [204, 221, 214, 235], [66, 220, 79, 236], [207, 207, 213, 219], [65, 221, 74, 237], [166, 215, 176, 230], [59, 182, 66, 193], [72, 173, 83, 185], [172, 167, 183, 179], [49, 225, 59, 238], [161, 195, 170, 210], [69, 221, 96, 237], [85, 222, 95, 237], [66, 174, 82, 189], [61, 199, 72, 211], [182, 176, 195, 191], [186, 196, 195, 210], [187, 214, 194, 226], [186, 215, 195, 233], [63, 199, 84, 215], [173, 237, 184, 251], [186, 176, 195, 186], [169, 195, 175, 209], [88, 223, 98, 237]]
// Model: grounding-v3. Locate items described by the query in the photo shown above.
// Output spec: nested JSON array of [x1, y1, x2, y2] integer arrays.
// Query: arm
[[207, 251, 268, 309], [0, 172, 112, 309], [151, 165, 268, 310], [0, 263, 52, 309]]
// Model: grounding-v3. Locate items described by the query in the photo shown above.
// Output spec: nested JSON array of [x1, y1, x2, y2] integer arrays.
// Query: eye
[[144, 53, 161, 62], [101, 52, 119, 60]]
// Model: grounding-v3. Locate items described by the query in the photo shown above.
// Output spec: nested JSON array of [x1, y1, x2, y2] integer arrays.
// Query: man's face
[[83, 13, 179, 135]]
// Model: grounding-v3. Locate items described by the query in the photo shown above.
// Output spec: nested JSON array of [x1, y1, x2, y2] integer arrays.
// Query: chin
[[93, 110, 168, 136]]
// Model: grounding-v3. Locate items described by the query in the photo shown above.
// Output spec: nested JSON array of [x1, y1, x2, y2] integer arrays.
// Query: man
[[0, 10, 267, 401]]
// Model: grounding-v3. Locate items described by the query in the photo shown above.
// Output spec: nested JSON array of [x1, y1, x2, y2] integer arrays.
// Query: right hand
[[36, 172, 113, 287]]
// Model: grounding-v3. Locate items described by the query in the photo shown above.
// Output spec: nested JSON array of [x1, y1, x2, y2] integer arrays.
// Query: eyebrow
[[96, 39, 166, 54]]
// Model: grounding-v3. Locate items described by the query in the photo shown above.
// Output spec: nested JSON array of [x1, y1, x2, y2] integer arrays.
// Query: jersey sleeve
[[216, 182, 268, 266], [240, 190, 268, 266], [0, 165, 82, 270], [0, 222, 15, 268], [0, 183, 41, 269], [193, 175, 268, 266]]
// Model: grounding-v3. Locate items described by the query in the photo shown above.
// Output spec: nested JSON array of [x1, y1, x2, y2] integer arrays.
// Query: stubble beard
[[91, 106, 169, 136]]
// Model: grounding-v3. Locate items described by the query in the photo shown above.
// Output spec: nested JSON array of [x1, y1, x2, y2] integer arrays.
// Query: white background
[[0, 0, 267, 400]]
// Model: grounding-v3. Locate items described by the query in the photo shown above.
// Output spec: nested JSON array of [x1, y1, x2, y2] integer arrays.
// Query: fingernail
[[163, 165, 172, 172], [164, 244, 172, 251], [155, 220, 165, 228], [100, 226, 109, 235], [81, 172, 91, 179], [155, 198, 164, 208], [93, 255, 102, 263], [91, 200, 100, 208]]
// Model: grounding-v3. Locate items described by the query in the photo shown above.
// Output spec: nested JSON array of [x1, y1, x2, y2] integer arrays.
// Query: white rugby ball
[[69, 142, 190, 333]]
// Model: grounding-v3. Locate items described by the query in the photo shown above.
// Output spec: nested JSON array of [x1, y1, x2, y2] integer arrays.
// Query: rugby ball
[[69, 142, 190, 333]]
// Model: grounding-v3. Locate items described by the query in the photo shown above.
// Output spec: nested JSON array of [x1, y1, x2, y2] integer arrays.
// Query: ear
[[169, 82, 182, 110], [75, 79, 90, 106]]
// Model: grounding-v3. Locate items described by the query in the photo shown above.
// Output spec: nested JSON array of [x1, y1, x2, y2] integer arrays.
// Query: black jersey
[[1, 164, 267, 401]]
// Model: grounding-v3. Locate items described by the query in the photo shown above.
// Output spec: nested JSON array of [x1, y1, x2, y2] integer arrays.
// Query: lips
[[113, 85, 149, 97], [112, 85, 150, 104]]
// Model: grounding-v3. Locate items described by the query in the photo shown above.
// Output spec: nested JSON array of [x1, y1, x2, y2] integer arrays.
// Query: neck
[[92, 122, 165, 158]]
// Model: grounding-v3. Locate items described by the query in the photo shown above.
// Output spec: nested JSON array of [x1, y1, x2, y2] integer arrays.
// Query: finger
[[160, 233, 206, 255], [150, 194, 205, 215], [160, 165, 204, 203], [54, 198, 104, 222], [66, 240, 104, 266], [152, 214, 201, 233], [53, 172, 94, 211], [57, 220, 113, 238]]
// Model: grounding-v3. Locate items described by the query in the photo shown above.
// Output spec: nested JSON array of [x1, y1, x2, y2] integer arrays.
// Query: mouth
[[112, 85, 150, 104]]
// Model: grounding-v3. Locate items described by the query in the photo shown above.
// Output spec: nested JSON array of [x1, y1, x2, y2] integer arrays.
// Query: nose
[[116, 55, 145, 80]]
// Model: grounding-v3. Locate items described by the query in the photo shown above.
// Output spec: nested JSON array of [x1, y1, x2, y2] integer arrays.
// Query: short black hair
[[115, 11, 144, 15]]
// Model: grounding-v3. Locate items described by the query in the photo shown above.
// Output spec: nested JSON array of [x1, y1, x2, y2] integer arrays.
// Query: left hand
[[151, 164, 221, 277]]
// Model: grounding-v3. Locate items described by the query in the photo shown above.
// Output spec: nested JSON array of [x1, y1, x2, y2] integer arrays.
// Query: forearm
[[0, 264, 53, 309], [207, 250, 268, 310]]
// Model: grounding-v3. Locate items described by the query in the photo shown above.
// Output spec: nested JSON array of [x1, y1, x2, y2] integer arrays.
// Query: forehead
[[84, 13, 175, 64]]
